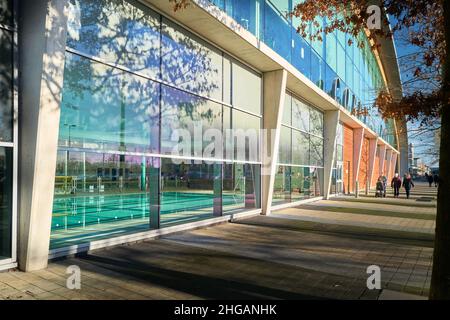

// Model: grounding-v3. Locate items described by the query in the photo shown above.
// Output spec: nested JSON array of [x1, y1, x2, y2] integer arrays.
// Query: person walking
[[381, 175, 387, 197], [427, 172, 433, 187], [391, 173, 402, 198], [433, 174, 439, 187], [375, 177, 384, 197], [402, 173, 415, 199]]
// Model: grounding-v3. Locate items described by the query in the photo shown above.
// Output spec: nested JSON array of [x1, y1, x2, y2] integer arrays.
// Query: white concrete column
[[378, 144, 387, 176], [323, 111, 340, 199], [261, 69, 287, 215], [390, 153, 398, 179], [353, 128, 365, 189], [385, 149, 393, 182], [18, 0, 69, 271], [396, 118, 409, 175], [367, 138, 379, 189]]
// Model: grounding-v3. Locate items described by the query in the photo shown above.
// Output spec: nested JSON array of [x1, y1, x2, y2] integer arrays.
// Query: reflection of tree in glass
[[0, 0, 13, 27], [62, 0, 221, 154], [309, 108, 323, 137], [0, 27, 13, 142], [292, 99, 309, 132], [310, 136, 323, 167]]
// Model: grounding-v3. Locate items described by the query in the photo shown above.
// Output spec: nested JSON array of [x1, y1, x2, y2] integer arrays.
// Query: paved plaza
[[0, 183, 437, 300]]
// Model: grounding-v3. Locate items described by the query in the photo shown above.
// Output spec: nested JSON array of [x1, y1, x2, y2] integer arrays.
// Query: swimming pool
[[51, 191, 245, 231]]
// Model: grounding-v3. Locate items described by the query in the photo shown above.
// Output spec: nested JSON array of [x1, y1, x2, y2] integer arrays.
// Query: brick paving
[[0, 182, 436, 300]]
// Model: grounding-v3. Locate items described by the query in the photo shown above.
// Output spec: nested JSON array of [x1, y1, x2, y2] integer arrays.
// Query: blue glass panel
[[210, 0, 225, 10], [325, 31, 337, 71], [225, 0, 260, 35], [292, 29, 311, 78], [270, 0, 290, 13], [336, 43, 346, 82], [310, 49, 325, 90], [325, 64, 337, 98], [264, 0, 292, 62]]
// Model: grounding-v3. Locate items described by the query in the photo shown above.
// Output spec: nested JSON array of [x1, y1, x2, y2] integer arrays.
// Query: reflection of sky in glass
[[207, 0, 389, 139]]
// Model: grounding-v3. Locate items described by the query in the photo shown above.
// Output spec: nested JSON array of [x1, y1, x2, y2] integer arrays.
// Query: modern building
[[0, 0, 406, 272]]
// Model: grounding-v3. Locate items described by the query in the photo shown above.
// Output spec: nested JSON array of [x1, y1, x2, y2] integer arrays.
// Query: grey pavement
[[0, 182, 436, 300]]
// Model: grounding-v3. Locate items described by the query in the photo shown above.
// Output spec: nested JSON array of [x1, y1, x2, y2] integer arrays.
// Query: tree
[[171, 0, 450, 299]]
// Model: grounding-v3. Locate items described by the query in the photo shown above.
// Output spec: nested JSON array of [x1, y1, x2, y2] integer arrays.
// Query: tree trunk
[[429, 0, 450, 300]]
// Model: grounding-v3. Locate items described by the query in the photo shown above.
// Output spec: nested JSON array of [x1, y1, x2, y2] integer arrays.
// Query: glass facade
[[51, 0, 262, 248], [0, 0, 14, 263], [208, 0, 396, 144], [272, 92, 324, 205]]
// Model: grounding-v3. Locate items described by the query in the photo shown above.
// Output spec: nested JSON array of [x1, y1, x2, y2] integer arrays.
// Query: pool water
[[51, 192, 245, 231]]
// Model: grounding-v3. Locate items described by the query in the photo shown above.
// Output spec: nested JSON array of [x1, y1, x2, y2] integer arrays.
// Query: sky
[[391, 24, 440, 168]]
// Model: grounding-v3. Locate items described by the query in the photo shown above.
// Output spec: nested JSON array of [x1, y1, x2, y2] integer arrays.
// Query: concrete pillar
[[353, 128, 365, 191], [367, 138, 379, 189], [18, 0, 69, 271], [396, 118, 409, 175], [390, 153, 398, 179], [378, 144, 387, 176], [385, 149, 393, 182], [261, 69, 287, 215], [323, 111, 340, 199]]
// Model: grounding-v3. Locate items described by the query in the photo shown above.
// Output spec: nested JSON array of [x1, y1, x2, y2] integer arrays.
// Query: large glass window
[[0, 0, 14, 264], [279, 126, 291, 164], [231, 109, 261, 162], [53, 0, 262, 248], [223, 163, 261, 214], [232, 62, 262, 115], [310, 108, 324, 137], [52, 151, 158, 248], [282, 92, 291, 125], [67, 0, 160, 78], [292, 97, 309, 132], [292, 130, 309, 165], [161, 85, 223, 157], [160, 160, 217, 226], [0, 28, 13, 142], [162, 17, 223, 101], [60, 53, 160, 154], [290, 166, 309, 202], [273, 92, 324, 206], [0, 147, 12, 259], [273, 166, 291, 205], [310, 136, 324, 167]]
